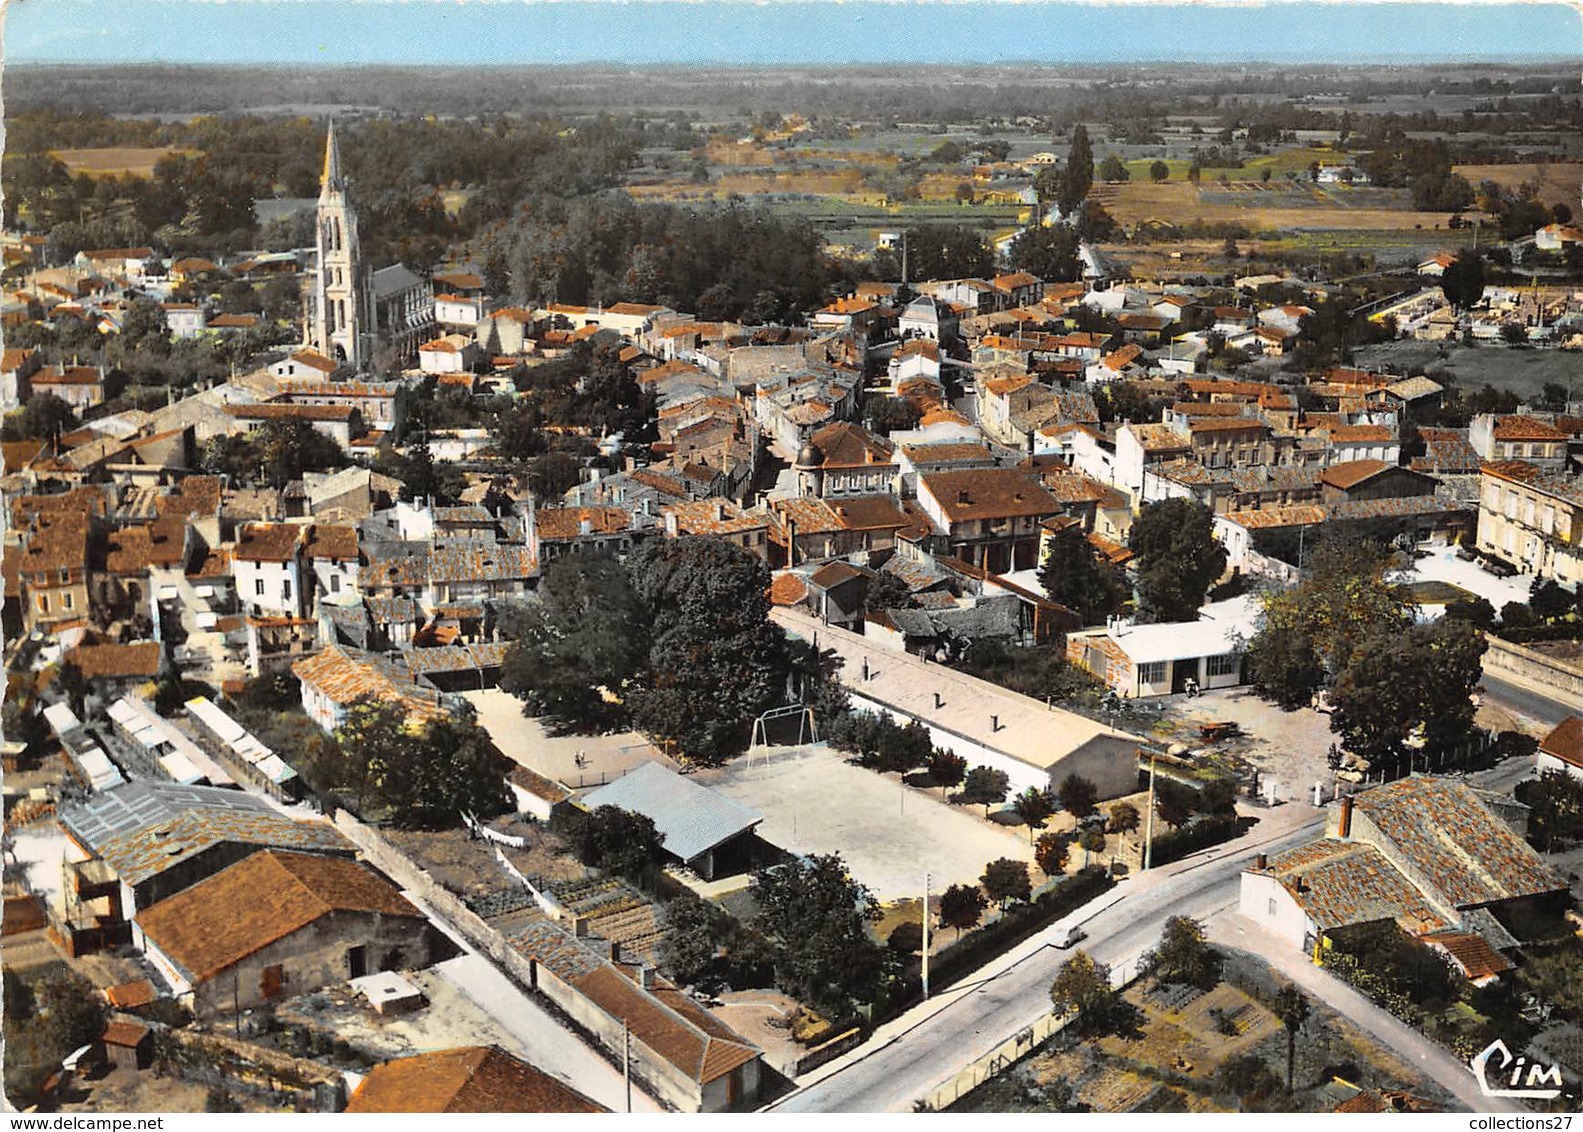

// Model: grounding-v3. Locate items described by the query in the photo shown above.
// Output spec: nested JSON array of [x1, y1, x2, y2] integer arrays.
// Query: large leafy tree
[[1517, 769, 1583, 852], [1049, 949, 1122, 1034], [627, 537, 793, 764], [1006, 224, 1081, 282], [565, 804, 665, 882], [1439, 251, 1486, 311], [1129, 498, 1227, 623], [500, 553, 648, 731], [960, 765, 1010, 815], [749, 853, 890, 1016], [1247, 537, 1413, 707], [1147, 915, 1220, 989], [938, 883, 987, 938], [880, 223, 994, 281], [1038, 523, 1127, 626], [1330, 619, 1486, 778], [332, 697, 511, 828], [981, 858, 1032, 907]]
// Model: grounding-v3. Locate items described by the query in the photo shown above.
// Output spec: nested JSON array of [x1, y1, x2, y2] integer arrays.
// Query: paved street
[[1481, 671, 1580, 732], [765, 801, 1324, 1112]]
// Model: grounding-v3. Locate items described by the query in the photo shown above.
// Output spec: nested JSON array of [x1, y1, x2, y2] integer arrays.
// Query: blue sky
[[5, 1, 1579, 66]]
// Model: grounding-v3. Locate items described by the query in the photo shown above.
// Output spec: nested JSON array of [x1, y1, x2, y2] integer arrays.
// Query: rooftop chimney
[[579, 517, 594, 536], [638, 964, 656, 989], [1338, 794, 1354, 839], [1253, 853, 1268, 870], [957, 490, 971, 505]]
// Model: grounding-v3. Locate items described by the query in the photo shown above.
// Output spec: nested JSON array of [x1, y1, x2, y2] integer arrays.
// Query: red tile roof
[[135, 850, 422, 984], [346, 1046, 606, 1113], [1540, 716, 1583, 769]]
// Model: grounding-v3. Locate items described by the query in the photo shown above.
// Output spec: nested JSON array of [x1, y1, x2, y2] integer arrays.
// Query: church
[[302, 123, 435, 373]]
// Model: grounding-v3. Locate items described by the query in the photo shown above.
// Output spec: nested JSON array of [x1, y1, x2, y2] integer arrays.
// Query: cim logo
[[1470, 1039, 1564, 1100]]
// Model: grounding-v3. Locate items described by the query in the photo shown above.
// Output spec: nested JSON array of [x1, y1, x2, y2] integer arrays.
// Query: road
[[1481, 670, 1580, 731], [766, 803, 1324, 1113]]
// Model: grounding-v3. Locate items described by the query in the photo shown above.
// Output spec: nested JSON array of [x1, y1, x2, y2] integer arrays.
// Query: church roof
[[371, 264, 425, 300]]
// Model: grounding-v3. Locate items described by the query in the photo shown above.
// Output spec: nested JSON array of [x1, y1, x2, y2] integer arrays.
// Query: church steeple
[[321, 119, 344, 194], [305, 120, 362, 371]]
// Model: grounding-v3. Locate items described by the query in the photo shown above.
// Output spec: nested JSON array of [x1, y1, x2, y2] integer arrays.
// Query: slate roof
[[136, 850, 422, 983], [346, 1046, 607, 1113], [582, 762, 762, 863]]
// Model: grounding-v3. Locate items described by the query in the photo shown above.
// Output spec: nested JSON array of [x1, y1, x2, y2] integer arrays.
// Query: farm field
[[48, 145, 192, 177], [1094, 180, 1457, 234]]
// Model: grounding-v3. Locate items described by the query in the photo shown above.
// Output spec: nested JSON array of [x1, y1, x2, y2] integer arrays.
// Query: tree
[[749, 853, 889, 1016], [1501, 601, 1536, 629], [960, 765, 1010, 816], [1531, 580, 1575, 623], [1247, 629, 1324, 708], [1097, 154, 1130, 184], [1518, 946, 1583, 1022], [1129, 499, 1227, 623], [659, 892, 731, 994], [563, 804, 664, 882], [1148, 915, 1219, 989], [928, 748, 968, 798], [1440, 252, 1486, 312], [1048, 950, 1121, 1034], [1013, 786, 1056, 841], [938, 883, 987, 938], [1037, 522, 1127, 626], [981, 858, 1032, 907], [1006, 223, 1081, 282], [1079, 826, 1108, 867], [18, 393, 78, 441], [1517, 769, 1583, 851], [1155, 778, 1197, 830], [1149, 160, 1170, 184], [1058, 774, 1098, 821], [1186, 161, 1202, 184], [1330, 619, 1487, 777], [626, 537, 793, 764], [332, 698, 510, 828], [500, 554, 647, 731], [1444, 596, 1496, 629], [887, 920, 924, 955], [1056, 125, 1094, 218], [1108, 801, 1140, 835], [1035, 831, 1070, 877], [1247, 537, 1414, 688], [1275, 984, 1311, 1090]]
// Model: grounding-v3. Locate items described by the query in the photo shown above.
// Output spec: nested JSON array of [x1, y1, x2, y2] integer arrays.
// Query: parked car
[[1051, 925, 1087, 949], [1481, 556, 1518, 578]]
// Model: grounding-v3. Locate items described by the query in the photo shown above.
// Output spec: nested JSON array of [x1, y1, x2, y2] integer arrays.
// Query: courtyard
[[695, 745, 1036, 901], [461, 689, 674, 791]]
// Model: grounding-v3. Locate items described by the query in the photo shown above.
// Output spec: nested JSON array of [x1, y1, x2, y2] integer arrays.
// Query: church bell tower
[[308, 121, 362, 371]]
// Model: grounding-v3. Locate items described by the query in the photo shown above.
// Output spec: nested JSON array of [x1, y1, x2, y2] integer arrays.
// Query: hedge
[[1492, 623, 1583, 645], [1148, 815, 1247, 867]]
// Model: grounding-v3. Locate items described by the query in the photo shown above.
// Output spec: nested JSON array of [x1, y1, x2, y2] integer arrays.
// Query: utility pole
[[623, 1022, 631, 1113], [1143, 749, 1157, 871], [921, 871, 931, 1000]]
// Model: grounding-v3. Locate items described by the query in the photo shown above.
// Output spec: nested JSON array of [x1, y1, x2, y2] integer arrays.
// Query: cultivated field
[[1094, 181, 1457, 234], [48, 145, 192, 178]]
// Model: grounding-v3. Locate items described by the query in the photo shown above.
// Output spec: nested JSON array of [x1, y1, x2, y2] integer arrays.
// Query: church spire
[[322, 119, 343, 193]]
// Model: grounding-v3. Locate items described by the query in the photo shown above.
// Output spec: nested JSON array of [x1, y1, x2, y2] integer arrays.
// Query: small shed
[[506, 764, 573, 822], [581, 762, 763, 880], [101, 1018, 152, 1072]]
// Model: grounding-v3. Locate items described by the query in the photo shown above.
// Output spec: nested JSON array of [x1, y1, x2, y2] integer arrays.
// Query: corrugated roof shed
[[582, 762, 762, 863]]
